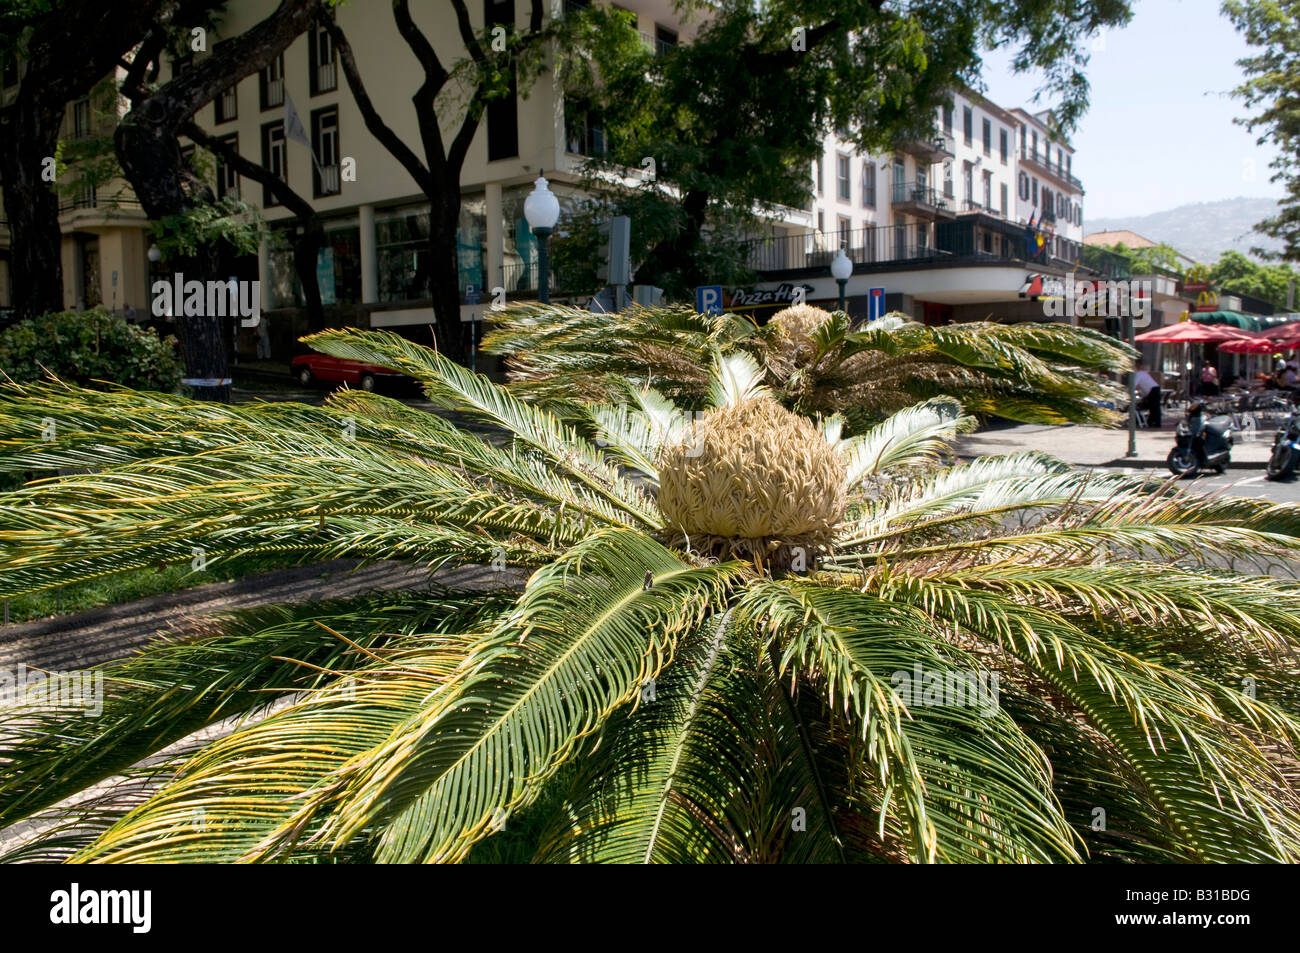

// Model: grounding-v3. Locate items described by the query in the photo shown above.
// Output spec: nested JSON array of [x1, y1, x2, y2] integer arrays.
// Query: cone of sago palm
[[657, 395, 847, 565]]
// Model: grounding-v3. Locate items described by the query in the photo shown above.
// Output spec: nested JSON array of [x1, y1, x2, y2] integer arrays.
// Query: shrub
[[0, 308, 182, 392]]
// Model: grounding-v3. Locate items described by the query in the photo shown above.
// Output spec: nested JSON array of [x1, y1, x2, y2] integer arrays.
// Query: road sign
[[464, 283, 479, 305], [868, 287, 886, 321], [696, 285, 723, 316]]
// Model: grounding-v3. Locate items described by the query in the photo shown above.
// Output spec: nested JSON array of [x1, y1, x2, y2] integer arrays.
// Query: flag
[[283, 94, 311, 149]]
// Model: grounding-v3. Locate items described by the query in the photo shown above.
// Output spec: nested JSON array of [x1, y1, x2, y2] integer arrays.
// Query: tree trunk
[[0, 105, 64, 319], [428, 190, 466, 362], [114, 0, 318, 401], [293, 223, 327, 332]]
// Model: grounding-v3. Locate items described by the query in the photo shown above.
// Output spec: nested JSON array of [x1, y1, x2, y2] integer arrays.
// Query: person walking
[[1135, 361, 1161, 427], [1200, 363, 1220, 396]]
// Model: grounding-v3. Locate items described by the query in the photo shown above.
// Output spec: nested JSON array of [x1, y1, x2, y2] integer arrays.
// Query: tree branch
[[321, 11, 435, 195]]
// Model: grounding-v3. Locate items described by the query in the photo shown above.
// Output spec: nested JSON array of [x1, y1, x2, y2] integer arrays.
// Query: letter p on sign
[[696, 285, 723, 316]]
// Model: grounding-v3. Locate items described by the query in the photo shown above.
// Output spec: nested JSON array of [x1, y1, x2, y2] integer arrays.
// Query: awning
[[1191, 311, 1262, 331]]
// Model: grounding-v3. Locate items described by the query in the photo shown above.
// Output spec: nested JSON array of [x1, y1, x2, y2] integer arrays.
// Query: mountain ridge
[[1084, 197, 1283, 263]]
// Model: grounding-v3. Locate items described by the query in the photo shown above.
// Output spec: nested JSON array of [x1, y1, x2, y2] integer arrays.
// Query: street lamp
[[524, 172, 560, 304], [830, 244, 852, 312]]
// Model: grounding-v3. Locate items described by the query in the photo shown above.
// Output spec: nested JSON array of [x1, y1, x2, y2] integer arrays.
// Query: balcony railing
[[738, 220, 1075, 275], [891, 181, 949, 209], [317, 164, 340, 195], [316, 61, 337, 92], [265, 77, 284, 108]]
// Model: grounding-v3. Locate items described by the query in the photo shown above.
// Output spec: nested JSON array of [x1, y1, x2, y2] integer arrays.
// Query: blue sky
[[978, 0, 1285, 222]]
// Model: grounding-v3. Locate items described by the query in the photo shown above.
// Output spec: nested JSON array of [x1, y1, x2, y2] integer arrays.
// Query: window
[[485, 0, 519, 160], [1031, 177, 1038, 206], [261, 121, 287, 206], [836, 153, 850, 201], [982, 118, 991, 156], [982, 170, 992, 209], [861, 162, 875, 208], [71, 98, 92, 140], [838, 215, 851, 247], [816, 154, 823, 194], [894, 223, 905, 259], [260, 54, 285, 111], [1019, 123, 1026, 158], [962, 162, 973, 205], [564, 97, 607, 157], [943, 162, 953, 198], [962, 106, 973, 146], [654, 25, 677, 55], [893, 158, 905, 203], [215, 133, 240, 200], [309, 15, 337, 95], [1066, 154, 1072, 179], [215, 84, 237, 123], [999, 128, 1008, 164], [1056, 147, 1063, 171], [1057, 193, 1066, 218], [1000, 182, 1008, 216], [942, 104, 953, 135], [1031, 131, 1038, 163], [816, 210, 824, 234], [312, 106, 340, 197], [1018, 171, 1029, 201]]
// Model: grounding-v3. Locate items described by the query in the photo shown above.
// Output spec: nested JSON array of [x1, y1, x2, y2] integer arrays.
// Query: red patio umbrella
[[1219, 336, 1287, 353], [1256, 322, 1300, 345], [1133, 322, 1256, 344]]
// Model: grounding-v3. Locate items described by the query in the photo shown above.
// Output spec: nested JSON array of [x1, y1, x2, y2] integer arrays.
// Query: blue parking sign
[[868, 287, 886, 321], [695, 285, 724, 316]]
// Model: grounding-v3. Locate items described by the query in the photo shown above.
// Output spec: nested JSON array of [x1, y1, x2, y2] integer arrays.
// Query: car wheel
[[296, 367, 313, 387], [1166, 447, 1199, 479], [359, 373, 376, 392]]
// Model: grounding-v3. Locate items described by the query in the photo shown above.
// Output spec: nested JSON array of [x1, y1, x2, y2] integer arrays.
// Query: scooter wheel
[[1267, 443, 1297, 481], [1167, 447, 1200, 479]]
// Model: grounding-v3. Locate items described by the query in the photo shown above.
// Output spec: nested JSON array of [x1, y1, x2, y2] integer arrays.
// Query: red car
[[290, 353, 404, 392]]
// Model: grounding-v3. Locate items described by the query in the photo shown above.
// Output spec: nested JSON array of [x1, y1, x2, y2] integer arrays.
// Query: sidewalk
[[954, 420, 1275, 469]]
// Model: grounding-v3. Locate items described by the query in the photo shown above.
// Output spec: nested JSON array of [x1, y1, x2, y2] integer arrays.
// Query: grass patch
[[2, 551, 326, 625]]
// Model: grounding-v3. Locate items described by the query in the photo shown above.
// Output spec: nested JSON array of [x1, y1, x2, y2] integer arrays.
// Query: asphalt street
[[1094, 466, 1300, 503]]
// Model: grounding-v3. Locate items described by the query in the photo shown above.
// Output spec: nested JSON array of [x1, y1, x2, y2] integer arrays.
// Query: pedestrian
[[256, 314, 271, 360], [1200, 363, 1219, 396], [1135, 361, 1161, 427], [1282, 357, 1300, 392]]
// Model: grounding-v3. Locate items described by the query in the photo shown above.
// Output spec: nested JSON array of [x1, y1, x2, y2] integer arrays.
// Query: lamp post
[[524, 172, 560, 304], [830, 244, 852, 312]]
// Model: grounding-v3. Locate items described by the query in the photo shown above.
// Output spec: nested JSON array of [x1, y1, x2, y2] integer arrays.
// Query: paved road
[[1090, 466, 1300, 504]]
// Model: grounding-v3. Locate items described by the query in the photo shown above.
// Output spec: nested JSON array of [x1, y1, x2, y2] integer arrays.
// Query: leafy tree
[[0, 0, 172, 321], [1210, 249, 1297, 312], [1082, 241, 1184, 276], [557, 0, 1134, 299], [4, 332, 1299, 863], [319, 0, 565, 362], [1224, 0, 1300, 263], [112, 0, 320, 401], [482, 303, 1134, 429], [0, 308, 181, 390]]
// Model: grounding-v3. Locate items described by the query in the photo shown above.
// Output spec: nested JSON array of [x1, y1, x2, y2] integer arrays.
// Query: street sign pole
[[1126, 312, 1138, 458]]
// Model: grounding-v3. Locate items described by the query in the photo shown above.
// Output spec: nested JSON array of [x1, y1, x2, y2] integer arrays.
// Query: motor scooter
[[1266, 396, 1300, 481], [1166, 402, 1233, 479]]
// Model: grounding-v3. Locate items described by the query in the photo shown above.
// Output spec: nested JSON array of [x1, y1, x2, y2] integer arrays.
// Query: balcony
[[1020, 151, 1082, 192], [898, 132, 955, 164], [890, 181, 955, 219]]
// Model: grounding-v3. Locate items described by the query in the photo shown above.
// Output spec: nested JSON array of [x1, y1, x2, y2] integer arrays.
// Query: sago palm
[[482, 302, 1134, 431], [1, 330, 1299, 863]]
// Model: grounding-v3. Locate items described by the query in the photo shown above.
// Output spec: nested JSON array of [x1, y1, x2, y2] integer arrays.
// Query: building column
[[359, 204, 378, 304], [257, 236, 273, 308], [485, 182, 503, 296]]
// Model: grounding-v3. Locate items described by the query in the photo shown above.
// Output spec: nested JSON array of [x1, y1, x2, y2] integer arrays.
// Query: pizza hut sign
[[728, 283, 816, 309]]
